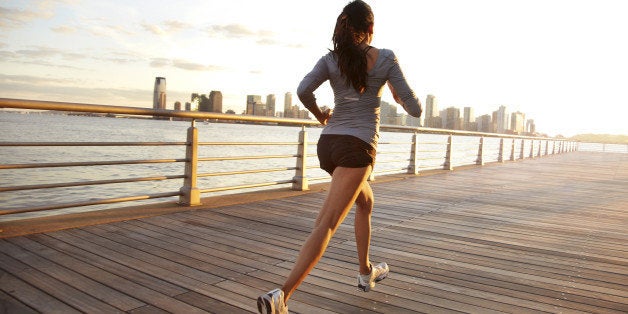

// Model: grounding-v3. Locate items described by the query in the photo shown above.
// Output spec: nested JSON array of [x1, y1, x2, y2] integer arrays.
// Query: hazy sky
[[1, 0, 626, 136]]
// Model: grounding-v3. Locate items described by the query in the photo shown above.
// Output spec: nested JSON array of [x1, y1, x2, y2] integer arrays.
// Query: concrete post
[[408, 132, 419, 175], [498, 138, 505, 163], [477, 137, 485, 165], [292, 126, 309, 191], [520, 139, 525, 160], [444, 135, 453, 170], [179, 120, 201, 206], [510, 139, 516, 161], [537, 140, 542, 157], [529, 140, 535, 158]]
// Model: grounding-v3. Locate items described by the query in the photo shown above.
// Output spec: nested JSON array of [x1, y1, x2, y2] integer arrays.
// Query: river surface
[[4, 111, 612, 220]]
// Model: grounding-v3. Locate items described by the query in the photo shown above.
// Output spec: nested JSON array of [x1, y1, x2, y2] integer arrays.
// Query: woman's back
[[297, 48, 421, 148]]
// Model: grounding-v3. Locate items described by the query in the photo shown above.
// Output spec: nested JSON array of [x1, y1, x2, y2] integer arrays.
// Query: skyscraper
[[153, 77, 166, 110], [496, 105, 509, 134], [425, 94, 438, 128], [247, 95, 262, 115], [477, 114, 492, 133], [441, 107, 461, 130], [283, 92, 298, 118], [209, 91, 223, 113], [526, 119, 536, 134], [463, 107, 474, 131], [511, 111, 526, 134], [266, 94, 276, 117]]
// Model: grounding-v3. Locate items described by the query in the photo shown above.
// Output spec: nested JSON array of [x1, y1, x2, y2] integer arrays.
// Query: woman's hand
[[317, 108, 333, 125]]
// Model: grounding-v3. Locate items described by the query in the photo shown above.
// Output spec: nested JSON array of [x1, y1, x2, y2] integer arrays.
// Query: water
[[1, 111, 454, 219], [5, 111, 556, 220]]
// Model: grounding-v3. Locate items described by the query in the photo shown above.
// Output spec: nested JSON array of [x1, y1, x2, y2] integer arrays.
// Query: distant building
[[511, 111, 526, 134], [425, 94, 438, 127], [284, 92, 293, 113], [209, 91, 223, 113], [526, 119, 536, 134], [174, 101, 181, 111], [441, 107, 461, 130], [153, 77, 166, 110], [495, 105, 510, 134], [380, 100, 398, 125], [477, 114, 492, 133], [463, 107, 474, 131], [193, 91, 223, 113], [246, 95, 263, 115], [266, 94, 276, 117]]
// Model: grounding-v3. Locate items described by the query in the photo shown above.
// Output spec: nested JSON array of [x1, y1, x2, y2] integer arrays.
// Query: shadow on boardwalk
[[1, 152, 627, 313]]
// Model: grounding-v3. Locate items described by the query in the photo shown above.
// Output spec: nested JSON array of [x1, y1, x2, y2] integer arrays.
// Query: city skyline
[[1, 0, 626, 137], [163, 80, 540, 135]]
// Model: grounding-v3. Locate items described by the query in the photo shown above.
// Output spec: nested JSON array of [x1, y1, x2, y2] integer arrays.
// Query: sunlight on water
[[1, 111, 492, 220]]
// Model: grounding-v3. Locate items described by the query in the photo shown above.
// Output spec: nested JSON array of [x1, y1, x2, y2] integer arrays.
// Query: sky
[[1, 0, 626, 137]]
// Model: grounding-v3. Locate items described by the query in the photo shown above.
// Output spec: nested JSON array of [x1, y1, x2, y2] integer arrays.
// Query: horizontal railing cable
[[0, 192, 182, 215], [198, 155, 296, 162], [199, 180, 295, 194], [0, 175, 186, 192], [0, 158, 187, 169], [198, 167, 297, 177]]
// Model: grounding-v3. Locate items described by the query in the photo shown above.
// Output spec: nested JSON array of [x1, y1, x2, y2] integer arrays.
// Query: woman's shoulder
[[377, 48, 397, 60]]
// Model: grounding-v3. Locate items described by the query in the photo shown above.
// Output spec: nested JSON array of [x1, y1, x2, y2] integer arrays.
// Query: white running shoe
[[257, 288, 288, 314], [357, 262, 389, 292]]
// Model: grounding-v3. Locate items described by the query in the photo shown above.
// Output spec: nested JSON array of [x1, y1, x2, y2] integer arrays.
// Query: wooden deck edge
[[0, 160, 510, 238]]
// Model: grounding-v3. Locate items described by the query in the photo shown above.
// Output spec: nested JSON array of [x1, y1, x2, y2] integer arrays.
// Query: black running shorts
[[317, 134, 376, 175]]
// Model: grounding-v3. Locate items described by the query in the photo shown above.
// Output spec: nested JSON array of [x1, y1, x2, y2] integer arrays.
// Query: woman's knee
[[355, 189, 374, 214]]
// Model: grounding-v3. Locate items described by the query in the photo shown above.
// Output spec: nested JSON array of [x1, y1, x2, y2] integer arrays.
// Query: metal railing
[[0, 98, 577, 217]]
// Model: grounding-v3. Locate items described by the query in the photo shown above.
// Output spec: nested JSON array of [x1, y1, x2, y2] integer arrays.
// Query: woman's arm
[[297, 56, 331, 124], [386, 53, 422, 118]]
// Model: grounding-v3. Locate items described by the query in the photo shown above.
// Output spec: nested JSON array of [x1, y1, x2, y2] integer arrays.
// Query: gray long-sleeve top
[[297, 48, 421, 149]]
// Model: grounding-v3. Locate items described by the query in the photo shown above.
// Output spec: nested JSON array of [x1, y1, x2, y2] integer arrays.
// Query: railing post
[[510, 139, 516, 161], [444, 135, 453, 170], [477, 137, 485, 165], [498, 138, 505, 163], [537, 140, 542, 157], [179, 120, 201, 206], [408, 132, 419, 175], [520, 139, 525, 160], [529, 140, 534, 158], [545, 140, 549, 156], [292, 126, 309, 191]]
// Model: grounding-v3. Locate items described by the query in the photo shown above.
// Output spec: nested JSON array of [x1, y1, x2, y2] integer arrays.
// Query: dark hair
[[332, 0, 374, 93]]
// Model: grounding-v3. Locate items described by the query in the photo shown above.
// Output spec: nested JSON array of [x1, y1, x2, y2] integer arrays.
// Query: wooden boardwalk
[[1, 152, 626, 313]]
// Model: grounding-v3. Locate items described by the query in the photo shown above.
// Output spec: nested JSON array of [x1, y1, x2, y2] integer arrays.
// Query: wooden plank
[[27, 233, 188, 297], [0, 288, 38, 314], [6, 235, 209, 313], [0, 238, 145, 311], [0, 269, 81, 314], [174, 291, 250, 314], [0, 251, 121, 313], [0, 152, 626, 313]]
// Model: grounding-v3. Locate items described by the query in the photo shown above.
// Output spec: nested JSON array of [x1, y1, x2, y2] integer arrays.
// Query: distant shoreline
[[2, 110, 626, 144]]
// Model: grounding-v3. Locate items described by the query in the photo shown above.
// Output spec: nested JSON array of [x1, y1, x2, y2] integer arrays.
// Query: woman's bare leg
[[354, 181, 374, 275], [282, 166, 372, 301]]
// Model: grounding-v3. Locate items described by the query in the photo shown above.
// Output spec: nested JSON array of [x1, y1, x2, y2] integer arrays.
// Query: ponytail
[[332, 0, 374, 93]]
